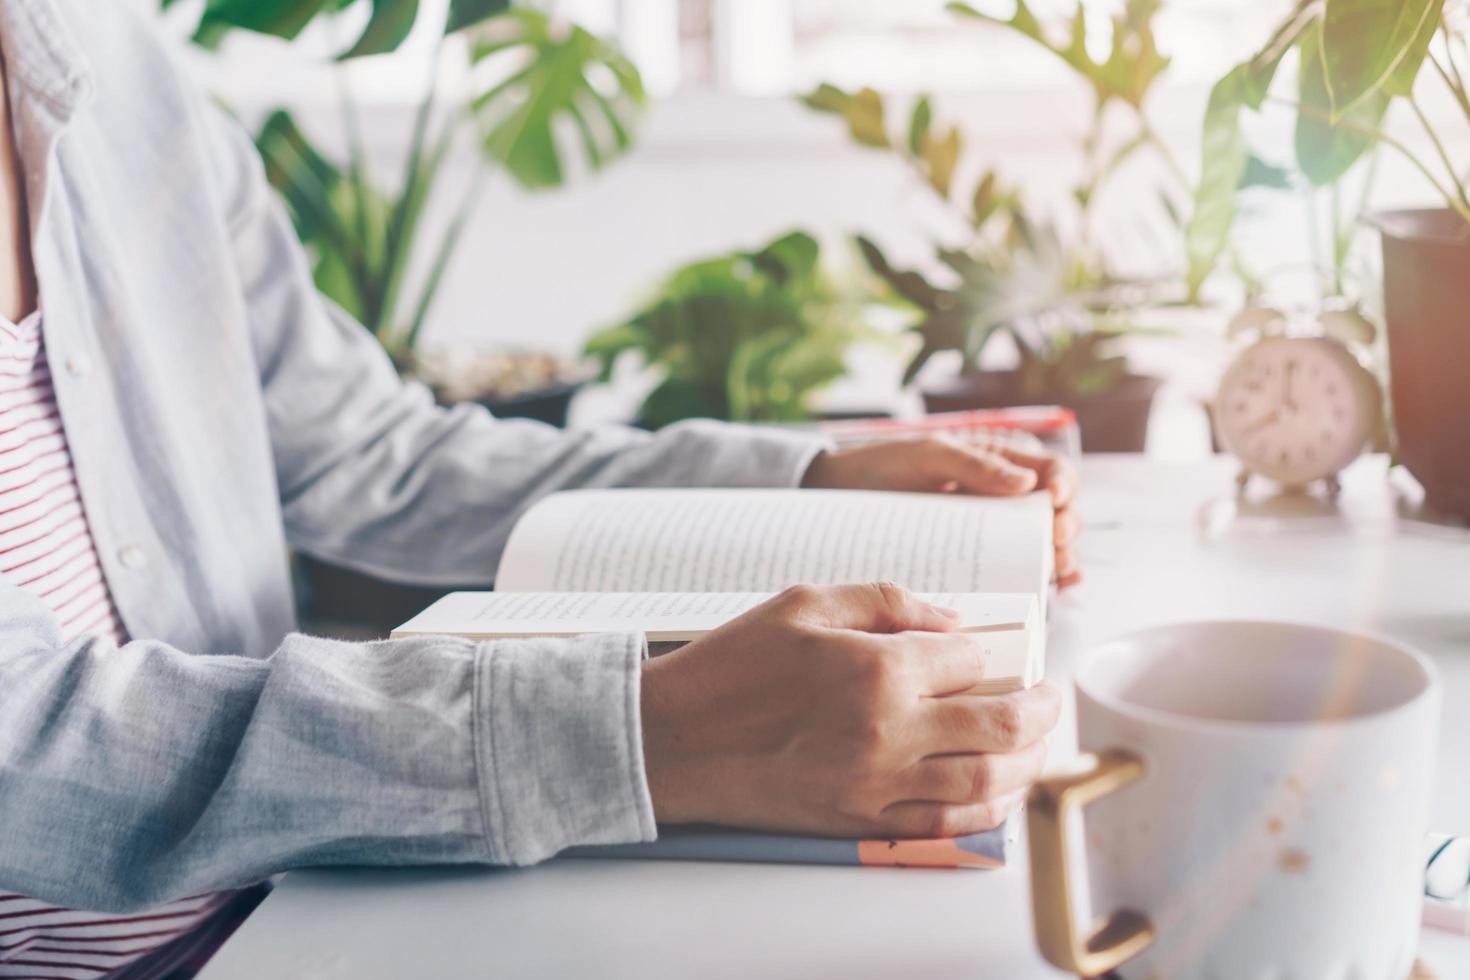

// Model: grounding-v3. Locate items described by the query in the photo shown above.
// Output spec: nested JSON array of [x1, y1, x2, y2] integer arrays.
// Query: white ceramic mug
[[1028, 621, 1440, 979]]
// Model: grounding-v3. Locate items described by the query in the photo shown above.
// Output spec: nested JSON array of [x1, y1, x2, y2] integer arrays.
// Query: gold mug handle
[[1028, 749, 1155, 977]]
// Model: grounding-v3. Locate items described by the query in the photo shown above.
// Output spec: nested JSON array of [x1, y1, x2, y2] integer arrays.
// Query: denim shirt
[[0, 0, 823, 912]]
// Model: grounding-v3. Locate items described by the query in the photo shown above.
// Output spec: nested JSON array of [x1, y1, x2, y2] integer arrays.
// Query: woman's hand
[[640, 583, 1062, 838], [801, 437, 1081, 587]]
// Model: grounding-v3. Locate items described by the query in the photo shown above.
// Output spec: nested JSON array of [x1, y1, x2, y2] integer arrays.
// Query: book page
[[495, 488, 1051, 596], [393, 591, 767, 641], [394, 590, 1031, 638]]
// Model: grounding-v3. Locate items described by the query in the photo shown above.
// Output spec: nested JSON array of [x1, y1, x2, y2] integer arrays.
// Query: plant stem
[[1409, 94, 1470, 212], [1329, 180, 1344, 297], [333, 62, 379, 330], [1429, 49, 1470, 123], [382, 31, 450, 337], [402, 163, 492, 351], [1271, 96, 1470, 225], [1138, 119, 1191, 192], [1304, 182, 1325, 296]]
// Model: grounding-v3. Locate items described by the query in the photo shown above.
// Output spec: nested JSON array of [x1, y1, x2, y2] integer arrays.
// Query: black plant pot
[[465, 380, 585, 427], [921, 370, 1161, 453], [296, 556, 480, 637], [1374, 209, 1470, 519]]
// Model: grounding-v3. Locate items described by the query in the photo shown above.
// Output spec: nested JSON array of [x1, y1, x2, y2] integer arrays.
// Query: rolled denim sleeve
[[478, 632, 655, 865], [0, 587, 653, 911]]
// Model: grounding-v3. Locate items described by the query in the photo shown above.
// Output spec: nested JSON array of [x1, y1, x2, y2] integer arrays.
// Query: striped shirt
[[0, 311, 230, 979]]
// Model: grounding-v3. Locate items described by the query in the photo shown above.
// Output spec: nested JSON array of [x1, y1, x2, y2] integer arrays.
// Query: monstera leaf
[[470, 9, 646, 190], [947, 0, 1170, 110], [180, 0, 509, 58]]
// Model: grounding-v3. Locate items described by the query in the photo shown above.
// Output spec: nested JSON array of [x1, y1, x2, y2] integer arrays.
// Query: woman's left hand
[[801, 436, 1081, 588]]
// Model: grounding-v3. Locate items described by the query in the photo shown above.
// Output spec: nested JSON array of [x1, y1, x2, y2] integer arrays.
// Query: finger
[[877, 792, 1026, 838], [783, 581, 960, 634], [1056, 543, 1080, 586], [920, 682, 1063, 754], [898, 739, 1048, 805], [889, 630, 986, 695], [994, 445, 1077, 507], [926, 440, 1038, 496], [1053, 504, 1080, 547]]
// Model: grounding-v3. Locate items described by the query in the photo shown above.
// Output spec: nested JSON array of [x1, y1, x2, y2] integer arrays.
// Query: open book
[[394, 487, 1055, 868], [395, 590, 1041, 694]]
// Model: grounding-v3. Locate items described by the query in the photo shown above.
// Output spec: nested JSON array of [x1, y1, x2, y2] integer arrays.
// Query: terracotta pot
[[1373, 208, 1470, 519], [921, 370, 1161, 453]]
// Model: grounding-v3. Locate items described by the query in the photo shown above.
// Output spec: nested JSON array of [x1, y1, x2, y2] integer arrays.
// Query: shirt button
[[118, 545, 148, 570], [65, 352, 90, 377]]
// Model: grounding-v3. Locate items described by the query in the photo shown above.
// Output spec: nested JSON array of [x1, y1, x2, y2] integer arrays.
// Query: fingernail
[[935, 605, 962, 619]]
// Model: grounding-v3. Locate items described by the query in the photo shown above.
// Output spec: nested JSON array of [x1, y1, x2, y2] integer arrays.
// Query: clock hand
[[1241, 409, 1280, 436]]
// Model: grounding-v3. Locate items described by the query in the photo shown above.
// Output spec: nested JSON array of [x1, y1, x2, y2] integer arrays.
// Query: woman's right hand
[[639, 582, 1061, 839]]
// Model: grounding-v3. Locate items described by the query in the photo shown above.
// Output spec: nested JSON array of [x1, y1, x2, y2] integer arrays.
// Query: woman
[[0, 2, 1074, 976]]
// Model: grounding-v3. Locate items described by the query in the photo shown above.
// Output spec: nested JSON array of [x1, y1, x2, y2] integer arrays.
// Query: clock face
[[1216, 337, 1377, 486]]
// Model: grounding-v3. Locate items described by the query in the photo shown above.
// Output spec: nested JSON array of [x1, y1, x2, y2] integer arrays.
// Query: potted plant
[[583, 231, 866, 428], [175, 0, 648, 631], [1188, 0, 1470, 517], [223, 3, 646, 426], [802, 0, 1188, 452]]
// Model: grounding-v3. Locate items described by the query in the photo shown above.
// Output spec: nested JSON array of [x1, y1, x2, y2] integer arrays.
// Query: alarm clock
[[1214, 306, 1382, 494]]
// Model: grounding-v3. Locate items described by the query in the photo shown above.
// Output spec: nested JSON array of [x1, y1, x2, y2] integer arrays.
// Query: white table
[[201, 456, 1470, 979]]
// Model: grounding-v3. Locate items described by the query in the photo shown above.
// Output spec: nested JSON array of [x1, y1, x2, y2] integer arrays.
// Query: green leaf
[[1242, 0, 1319, 107], [842, 88, 890, 148], [1384, 0, 1444, 95], [642, 378, 725, 429], [949, 0, 1169, 109], [1184, 68, 1252, 297], [908, 96, 932, 157], [1183, 3, 1312, 297], [582, 320, 651, 381], [470, 9, 646, 190], [255, 110, 350, 255], [446, 0, 510, 34], [597, 229, 858, 426], [339, 0, 419, 59], [255, 109, 391, 323], [193, 0, 331, 41], [922, 125, 961, 198], [855, 236, 944, 311], [970, 171, 1001, 228], [1239, 153, 1294, 190], [751, 231, 820, 286], [1296, 20, 1390, 185], [801, 83, 851, 115], [1320, 0, 1443, 114]]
